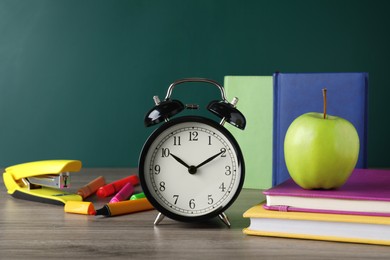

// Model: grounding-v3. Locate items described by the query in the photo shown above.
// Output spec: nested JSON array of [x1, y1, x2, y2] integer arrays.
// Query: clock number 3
[[225, 166, 232, 175]]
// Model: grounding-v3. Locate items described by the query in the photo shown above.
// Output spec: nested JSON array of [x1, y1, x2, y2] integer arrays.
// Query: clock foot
[[218, 212, 231, 228], [154, 212, 165, 225]]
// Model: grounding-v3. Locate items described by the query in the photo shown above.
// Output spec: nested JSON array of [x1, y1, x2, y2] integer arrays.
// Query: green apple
[[284, 112, 359, 189]]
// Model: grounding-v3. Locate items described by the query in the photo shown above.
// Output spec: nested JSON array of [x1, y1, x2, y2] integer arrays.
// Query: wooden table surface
[[1, 168, 390, 259]]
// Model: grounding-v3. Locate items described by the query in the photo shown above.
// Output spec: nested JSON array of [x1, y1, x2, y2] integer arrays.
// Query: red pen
[[96, 175, 139, 198]]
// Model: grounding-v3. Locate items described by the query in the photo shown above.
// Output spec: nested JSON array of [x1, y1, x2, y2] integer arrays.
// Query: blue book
[[273, 72, 369, 186]]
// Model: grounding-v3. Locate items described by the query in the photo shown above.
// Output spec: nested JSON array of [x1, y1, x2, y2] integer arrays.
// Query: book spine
[[263, 204, 390, 217], [362, 72, 369, 168], [272, 72, 280, 187]]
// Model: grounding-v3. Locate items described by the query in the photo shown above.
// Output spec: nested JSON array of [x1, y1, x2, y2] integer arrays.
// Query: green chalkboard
[[1, 0, 389, 169]]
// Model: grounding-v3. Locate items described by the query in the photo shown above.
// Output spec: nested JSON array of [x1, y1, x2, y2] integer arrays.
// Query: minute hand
[[195, 150, 224, 169]]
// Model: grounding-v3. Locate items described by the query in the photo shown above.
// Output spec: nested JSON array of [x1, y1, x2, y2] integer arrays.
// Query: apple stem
[[322, 88, 327, 119]]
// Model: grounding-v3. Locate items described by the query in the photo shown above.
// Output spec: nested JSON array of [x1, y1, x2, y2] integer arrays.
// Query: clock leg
[[218, 212, 231, 228], [154, 212, 165, 225]]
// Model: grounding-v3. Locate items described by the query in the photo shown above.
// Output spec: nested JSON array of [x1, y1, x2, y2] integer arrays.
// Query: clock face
[[139, 116, 245, 222]]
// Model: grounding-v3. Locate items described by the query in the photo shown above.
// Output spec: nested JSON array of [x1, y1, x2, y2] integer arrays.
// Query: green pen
[[130, 192, 145, 200]]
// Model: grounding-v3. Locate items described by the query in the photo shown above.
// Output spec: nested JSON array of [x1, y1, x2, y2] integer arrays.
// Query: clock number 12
[[189, 131, 198, 141]]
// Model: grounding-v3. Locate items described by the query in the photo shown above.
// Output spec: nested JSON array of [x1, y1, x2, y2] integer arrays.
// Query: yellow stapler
[[3, 160, 83, 205]]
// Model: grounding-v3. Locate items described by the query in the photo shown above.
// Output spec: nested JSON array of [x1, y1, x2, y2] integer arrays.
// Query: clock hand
[[195, 150, 224, 169], [170, 153, 190, 169]]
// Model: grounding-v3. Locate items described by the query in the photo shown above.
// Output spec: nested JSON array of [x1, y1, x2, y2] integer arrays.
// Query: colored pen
[[96, 175, 139, 198], [109, 182, 134, 203], [95, 198, 154, 217], [130, 192, 145, 200], [77, 176, 106, 199], [64, 201, 96, 215]]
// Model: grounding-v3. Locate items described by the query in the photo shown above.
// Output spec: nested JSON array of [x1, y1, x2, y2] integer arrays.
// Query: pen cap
[[64, 201, 96, 215], [97, 175, 139, 198], [130, 192, 146, 200], [77, 176, 106, 199], [97, 185, 116, 198]]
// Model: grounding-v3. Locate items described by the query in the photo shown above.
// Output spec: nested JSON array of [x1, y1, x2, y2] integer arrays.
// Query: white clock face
[[139, 116, 244, 221]]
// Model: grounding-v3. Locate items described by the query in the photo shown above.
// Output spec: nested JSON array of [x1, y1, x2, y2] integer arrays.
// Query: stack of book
[[243, 168, 390, 246]]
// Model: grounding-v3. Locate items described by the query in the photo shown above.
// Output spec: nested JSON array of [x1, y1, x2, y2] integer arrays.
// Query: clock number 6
[[189, 199, 196, 209]]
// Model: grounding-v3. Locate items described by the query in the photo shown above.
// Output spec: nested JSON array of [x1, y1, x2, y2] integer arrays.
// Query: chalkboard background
[[1, 0, 389, 168]]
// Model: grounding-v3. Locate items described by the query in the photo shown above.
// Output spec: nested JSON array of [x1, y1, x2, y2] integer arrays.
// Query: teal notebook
[[224, 76, 273, 189]]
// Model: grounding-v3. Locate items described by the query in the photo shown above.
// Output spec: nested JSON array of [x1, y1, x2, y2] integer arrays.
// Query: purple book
[[263, 168, 390, 216]]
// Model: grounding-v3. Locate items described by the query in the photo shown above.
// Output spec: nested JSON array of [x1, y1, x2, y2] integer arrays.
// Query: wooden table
[[1, 168, 390, 259]]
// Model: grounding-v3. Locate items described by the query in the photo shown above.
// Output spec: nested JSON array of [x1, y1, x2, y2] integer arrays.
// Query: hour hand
[[170, 153, 190, 169]]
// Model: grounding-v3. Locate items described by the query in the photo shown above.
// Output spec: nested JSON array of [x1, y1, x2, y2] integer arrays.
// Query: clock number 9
[[154, 165, 161, 175]]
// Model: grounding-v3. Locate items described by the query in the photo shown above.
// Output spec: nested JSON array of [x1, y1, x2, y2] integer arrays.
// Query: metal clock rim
[[138, 116, 245, 223]]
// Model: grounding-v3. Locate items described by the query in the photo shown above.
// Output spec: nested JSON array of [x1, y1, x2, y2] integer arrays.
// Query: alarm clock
[[138, 78, 246, 227]]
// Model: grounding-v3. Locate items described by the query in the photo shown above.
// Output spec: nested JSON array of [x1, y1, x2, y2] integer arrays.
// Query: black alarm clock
[[138, 78, 246, 227]]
